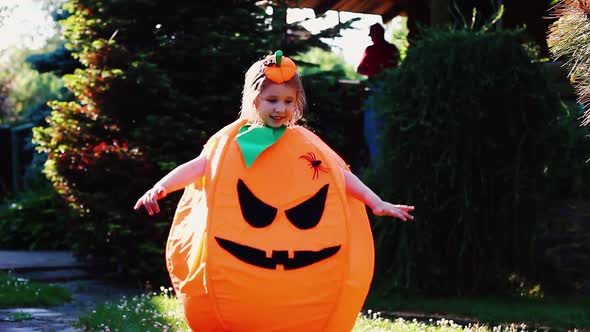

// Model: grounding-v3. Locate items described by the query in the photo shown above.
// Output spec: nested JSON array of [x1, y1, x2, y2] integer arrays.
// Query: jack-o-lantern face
[[207, 128, 349, 280], [214, 180, 340, 270]]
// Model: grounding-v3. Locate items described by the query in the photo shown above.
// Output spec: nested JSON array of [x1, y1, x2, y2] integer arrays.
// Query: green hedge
[[0, 182, 72, 250], [303, 72, 368, 172], [367, 28, 563, 295]]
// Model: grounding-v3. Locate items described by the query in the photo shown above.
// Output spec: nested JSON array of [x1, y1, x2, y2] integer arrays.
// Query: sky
[[286, 8, 385, 66], [0, 0, 387, 67], [0, 0, 57, 51]]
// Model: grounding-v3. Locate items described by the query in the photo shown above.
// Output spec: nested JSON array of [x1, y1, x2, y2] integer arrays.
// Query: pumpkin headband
[[254, 50, 297, 85]]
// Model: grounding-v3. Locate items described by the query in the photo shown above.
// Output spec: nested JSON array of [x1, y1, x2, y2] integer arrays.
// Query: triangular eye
[[285, 185, 328, 230], [237, 179, 277, 228]]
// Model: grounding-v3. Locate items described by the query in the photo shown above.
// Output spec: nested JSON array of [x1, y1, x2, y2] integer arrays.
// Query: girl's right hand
[[134, 185, 167, 216]]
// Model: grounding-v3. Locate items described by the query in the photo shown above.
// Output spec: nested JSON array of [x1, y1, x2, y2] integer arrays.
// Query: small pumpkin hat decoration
[[263, 50, 297, 84]]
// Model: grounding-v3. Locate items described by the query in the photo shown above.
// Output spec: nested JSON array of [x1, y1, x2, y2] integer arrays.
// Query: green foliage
[[366, 291, 590, 331], [0, 44, 68, 124], [450, 0, 504, 33], [367, 27, 562, 295], [389, 16, 410, 61], [0, 73, 14, 123], [0, 272, 71, 308], [77, 287, 190, 332], [354, 315, 489, 331], [295, 47, 361, 80], [0, 31, 70, 202], [295, 48, 368, 172], [25, 4, 79, 77], [0, 181, 72, 250], [7, 63, 65, 117], [302, 71, 368, 172], [543, 101, 590, 198], [27, 45, 80, 76]]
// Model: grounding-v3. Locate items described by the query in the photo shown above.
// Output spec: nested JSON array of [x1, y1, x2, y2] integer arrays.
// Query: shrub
[[367, 27, 562, 295], [0, 182, 72, 250], [301, 73, 368, 172], [293, 47, 369, 171], [543, 101, 590, 198]]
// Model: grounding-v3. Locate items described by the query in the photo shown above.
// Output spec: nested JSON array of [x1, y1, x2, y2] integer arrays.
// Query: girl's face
[[256, 82, 297, 128]]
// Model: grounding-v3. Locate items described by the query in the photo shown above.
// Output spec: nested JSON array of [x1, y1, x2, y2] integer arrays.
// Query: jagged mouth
[[215, 237, 340, 270]]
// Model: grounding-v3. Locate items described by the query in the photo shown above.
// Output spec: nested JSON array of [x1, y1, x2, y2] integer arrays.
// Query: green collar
[[236, 124, 286, 168]]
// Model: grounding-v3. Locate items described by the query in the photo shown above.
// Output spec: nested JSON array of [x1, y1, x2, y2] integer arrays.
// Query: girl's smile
[[256, 82, 297, 128]]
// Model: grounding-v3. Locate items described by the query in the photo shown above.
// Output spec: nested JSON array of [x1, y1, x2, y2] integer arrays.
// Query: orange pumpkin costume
[[165, 119, 375, 332], [165, 51, 374, 331]]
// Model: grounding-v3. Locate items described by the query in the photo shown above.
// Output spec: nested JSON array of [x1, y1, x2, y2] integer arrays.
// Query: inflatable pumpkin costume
[[165, 52, 375, 332]]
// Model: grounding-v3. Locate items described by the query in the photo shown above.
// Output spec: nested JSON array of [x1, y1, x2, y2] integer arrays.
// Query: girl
[[135, 51, 414, 332]]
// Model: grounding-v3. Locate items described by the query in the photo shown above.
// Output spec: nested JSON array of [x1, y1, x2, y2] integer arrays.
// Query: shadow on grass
[[364, 291, 590, 332]]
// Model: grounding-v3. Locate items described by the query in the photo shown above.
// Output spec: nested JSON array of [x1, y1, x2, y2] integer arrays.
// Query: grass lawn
[[77, 287, 555, 332], [77, 287, 189, 332], [365, 291, 590, 331], [0, 271, 71, 308]]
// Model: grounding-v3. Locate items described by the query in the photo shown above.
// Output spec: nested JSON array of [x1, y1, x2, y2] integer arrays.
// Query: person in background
[[357, 23, 399, 163]]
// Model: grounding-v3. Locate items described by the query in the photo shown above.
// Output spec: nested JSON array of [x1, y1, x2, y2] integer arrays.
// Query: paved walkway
[[0, 251, 83, 271], [0, 250, 141, 332], [0, 306, 82, 332]]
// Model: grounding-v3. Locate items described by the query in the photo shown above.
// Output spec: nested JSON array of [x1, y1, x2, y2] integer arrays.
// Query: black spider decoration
[[299, 152, 329, 180]]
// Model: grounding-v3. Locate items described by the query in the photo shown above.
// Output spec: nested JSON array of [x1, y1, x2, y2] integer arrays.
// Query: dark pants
[[363, 90, 383, 164]]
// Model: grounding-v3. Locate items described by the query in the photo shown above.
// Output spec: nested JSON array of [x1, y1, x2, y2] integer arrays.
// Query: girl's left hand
[[134, 185, 167, 216], [371, 201, 415, 221]]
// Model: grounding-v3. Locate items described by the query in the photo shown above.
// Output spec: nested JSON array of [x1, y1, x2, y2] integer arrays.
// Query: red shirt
[[357, 41, 399, 78]]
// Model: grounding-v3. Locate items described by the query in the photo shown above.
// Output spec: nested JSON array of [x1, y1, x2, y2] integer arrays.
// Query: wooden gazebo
[[282, 0, 553, 56]]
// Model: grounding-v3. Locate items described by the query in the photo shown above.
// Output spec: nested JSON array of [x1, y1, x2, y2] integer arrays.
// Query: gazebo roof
[[282, 0, 407, 22]]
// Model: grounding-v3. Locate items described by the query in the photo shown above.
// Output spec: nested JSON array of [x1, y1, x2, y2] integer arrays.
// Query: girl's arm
[[342, 169, 414, 221], [134, 153, 207, 215]]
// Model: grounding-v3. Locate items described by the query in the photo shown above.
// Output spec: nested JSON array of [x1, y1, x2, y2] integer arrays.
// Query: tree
[[0, 4, 15, 123], [0, 1, 68, 124]]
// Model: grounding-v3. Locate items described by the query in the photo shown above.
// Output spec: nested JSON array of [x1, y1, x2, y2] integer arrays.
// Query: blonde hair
[[239, 55, 306, 127]]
